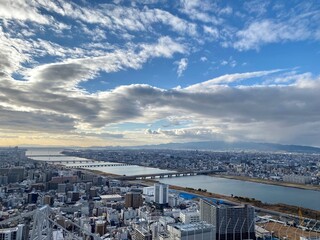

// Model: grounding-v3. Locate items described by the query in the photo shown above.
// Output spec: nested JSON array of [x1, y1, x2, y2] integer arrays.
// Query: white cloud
[[0, 0, 51, 24], [200, 56, 207, 62], [234, 5, 320, 51], [185, 69, 282, 91], [2, 68, 320, 145], [203, 26, 219, 39], [220, 57, 237, 67], [179, 0, 221, 25], [176, 58, 188, 77], [234, 19, 309, 50], [1, 0, 320, 146]]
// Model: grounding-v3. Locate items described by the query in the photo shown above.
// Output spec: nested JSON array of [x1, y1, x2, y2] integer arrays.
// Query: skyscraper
[[154, 183, 168, 205], [200, 199, 256, 240]]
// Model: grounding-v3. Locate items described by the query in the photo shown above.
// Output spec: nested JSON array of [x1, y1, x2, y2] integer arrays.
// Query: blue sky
[[1, 0, 320, 147]]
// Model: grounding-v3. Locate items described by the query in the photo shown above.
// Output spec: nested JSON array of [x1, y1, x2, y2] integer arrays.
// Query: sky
[[1, 0, 320, 147]]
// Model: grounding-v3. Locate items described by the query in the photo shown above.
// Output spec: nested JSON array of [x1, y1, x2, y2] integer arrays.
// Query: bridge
[[42, 160, 97, 164], [114, 169, 226, 180], [27, 155, 66, 157], [65, 163, 132, 168]]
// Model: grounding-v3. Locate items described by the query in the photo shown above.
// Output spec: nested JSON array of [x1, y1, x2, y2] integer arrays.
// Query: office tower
[[125, 191, 143, 209], [200, 199, 256, 240], [154, 183, 168, 205]]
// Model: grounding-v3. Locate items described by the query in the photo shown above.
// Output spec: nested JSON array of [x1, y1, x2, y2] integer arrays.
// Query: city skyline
[[1, 0, 320, 147]]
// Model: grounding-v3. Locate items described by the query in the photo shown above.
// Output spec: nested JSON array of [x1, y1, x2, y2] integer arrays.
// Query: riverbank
[[167, 184, 320, 220], [84, 169, 320, 220], [212, 174, 320, 191]]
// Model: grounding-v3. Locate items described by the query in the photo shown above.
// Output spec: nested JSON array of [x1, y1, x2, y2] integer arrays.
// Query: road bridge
[[114, 169, 226, 180], [27, 155, 65, 157], [43, 160, 96, 164], [65, 163, 132, 168]]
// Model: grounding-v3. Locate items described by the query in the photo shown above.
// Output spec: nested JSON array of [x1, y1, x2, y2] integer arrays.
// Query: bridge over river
[[64, 163, 132, 168], [114, 169, 226, 180]]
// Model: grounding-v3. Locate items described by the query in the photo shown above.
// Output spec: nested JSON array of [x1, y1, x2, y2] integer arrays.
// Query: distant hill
[[119, 141, 320, 153]]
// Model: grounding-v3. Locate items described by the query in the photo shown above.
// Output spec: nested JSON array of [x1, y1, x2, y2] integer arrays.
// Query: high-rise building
[[200, 199, 256, 240], [154, 183, 168, 205], [125, 192, 143, 209]]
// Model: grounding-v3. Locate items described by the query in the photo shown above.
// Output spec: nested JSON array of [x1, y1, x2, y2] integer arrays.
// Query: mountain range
[[105, 141, 320, 153]]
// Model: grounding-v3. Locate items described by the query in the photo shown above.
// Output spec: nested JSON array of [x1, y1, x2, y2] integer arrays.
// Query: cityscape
[[0, 147, 319, 239], [1, 0, 320, 239]]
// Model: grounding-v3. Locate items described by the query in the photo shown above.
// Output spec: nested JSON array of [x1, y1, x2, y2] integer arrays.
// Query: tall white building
[[154, 183, 168, 205]]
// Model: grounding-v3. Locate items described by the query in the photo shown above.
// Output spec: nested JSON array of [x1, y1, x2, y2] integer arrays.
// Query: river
[[159, 175, 320, 211], [26, 148, 176, 176], [26, 149, 320, 211]]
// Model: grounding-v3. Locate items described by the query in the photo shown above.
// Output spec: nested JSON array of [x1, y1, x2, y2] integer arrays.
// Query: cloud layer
[[1, 0, 320, 146]]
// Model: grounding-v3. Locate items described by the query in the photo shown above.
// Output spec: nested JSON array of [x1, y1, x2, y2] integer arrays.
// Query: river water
[[26, 148, 176, 176], [159, 175, 320, 211], [26, 149, 320, 211]]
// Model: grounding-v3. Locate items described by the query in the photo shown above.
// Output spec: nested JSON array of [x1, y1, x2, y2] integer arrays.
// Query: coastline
[[84, 168, 320, 220], [211, 174, 320, 191]]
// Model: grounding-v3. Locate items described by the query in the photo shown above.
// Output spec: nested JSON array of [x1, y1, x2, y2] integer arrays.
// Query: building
[[167, 222, 215, 240], [0, 224, 25, 240], [27, 193, 38, 204], [43, 195, 54, 206], [67, 191, 80, 203], [154, 183, 168, 205], [121, 208, 138, 224], [283, 175, 313, 184], [180, 211, 200, 224], [95, 220, 106, 236], [57, 183, 66, 193], [0, 175, 8, 185], [200, 199, 256, 240], [0, 167, 25, 183], [143, 186, 155, 203], [125, 192, 143, 209], [89, 187, 98, 199], [133, 227, 152, 240]]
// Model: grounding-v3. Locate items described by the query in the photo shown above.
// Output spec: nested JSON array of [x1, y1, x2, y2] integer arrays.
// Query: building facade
[[200, 199, 256, 240], [154, 183, 168, 205]]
